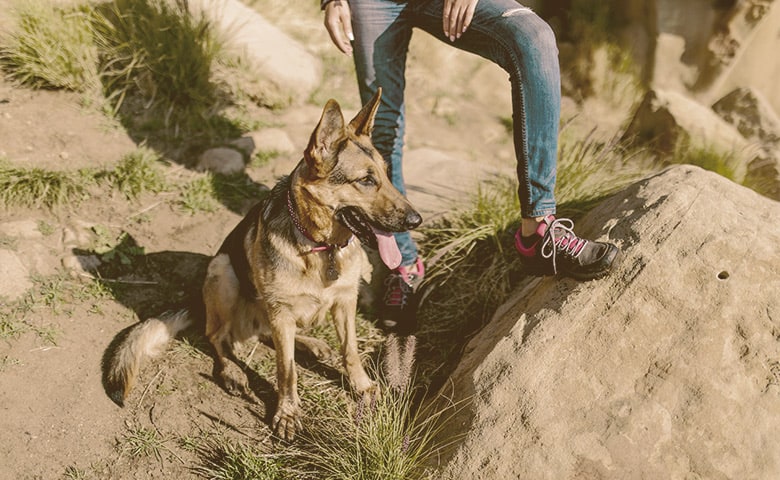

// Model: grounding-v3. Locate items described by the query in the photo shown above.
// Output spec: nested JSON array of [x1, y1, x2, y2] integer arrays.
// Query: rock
[[227, 136, 256, 156], [744, 148, 780, 200], [438, 165, 780, 480], [249, 128, 296, 155], [712, 87, 780, 144], [622, 89, 750, 157], [0, 250, 32, 300], [196, 147, 245, 175], [62, 254, 101, 276], [190, 0, 321, 104]]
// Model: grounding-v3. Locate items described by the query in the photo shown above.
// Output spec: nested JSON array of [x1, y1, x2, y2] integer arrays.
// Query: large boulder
[[438, 165, 780, 479], [190, 0, 322, 105], [712, 87, 780, 200], [622, 89, 749, 156]]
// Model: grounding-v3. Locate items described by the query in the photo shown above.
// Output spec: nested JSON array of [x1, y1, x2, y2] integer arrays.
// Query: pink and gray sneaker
[[514, 215, 619, 281], [380, 257, 424, 333]]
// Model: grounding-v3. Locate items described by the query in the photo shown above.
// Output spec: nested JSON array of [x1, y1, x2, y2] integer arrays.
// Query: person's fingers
[[324, 3, 353, 54], [455, 0, 478, 38], [442, 0, 452, 39]]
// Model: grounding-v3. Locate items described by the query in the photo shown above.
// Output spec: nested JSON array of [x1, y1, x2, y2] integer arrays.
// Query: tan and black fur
[[105, 89, 421, 440]]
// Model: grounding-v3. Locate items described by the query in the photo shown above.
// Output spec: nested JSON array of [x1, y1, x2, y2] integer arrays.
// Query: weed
[[295, 335, 459, 480], [63, 465, 88, 480], [0, 161, 95, 209], [91, 227, 145, 266], [0, 1, 97, 91], [671, 141, 740, 182], [251, 149, 281, 169], [91, 0, 228, 142], [0, 355, 21, 372], [172, 335, 207, 359], [210, 173, 268, 212], [0, 314, 26, 339], [0, 234, 18, 250], [179, 175, 218, 214], [105, 148, 168, 200], [121, 426, 169, 462], [36, 220, 56, 237], [196, 439, 297, 480]]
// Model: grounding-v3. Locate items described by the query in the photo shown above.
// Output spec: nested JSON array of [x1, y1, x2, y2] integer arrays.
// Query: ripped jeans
[[351, 0, 561, 267]]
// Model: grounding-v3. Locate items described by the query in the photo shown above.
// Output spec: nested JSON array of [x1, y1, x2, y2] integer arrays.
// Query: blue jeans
[[351, 0, 560, 267]]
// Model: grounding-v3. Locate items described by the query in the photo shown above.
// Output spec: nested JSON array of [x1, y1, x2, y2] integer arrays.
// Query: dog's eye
[[356, 175, 377, 187]]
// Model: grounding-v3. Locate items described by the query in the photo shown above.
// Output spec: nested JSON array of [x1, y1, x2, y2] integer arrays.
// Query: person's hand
[[443, 0, 479, 42], [324, 0, 354, 55]]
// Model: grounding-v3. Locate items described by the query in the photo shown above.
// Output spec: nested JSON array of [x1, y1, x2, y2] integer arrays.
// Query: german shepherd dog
[[105, 89, 422, 440]]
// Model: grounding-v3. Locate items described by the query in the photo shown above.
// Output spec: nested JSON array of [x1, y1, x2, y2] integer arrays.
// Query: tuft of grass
[[121, 426, 169, 462], [671, 140, 740, 182], [63, 465, 88, 480], [0, 161, 95, 209], [294, 335, 459, 480], [197, 440, 298, 480], [179, 174, 219, 214], [104, 148, 169, 200], [0, 1, 98, 91], [91, 0, 226, 138]]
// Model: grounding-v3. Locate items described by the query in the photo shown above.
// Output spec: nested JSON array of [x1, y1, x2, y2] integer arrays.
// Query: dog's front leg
[[270, 314, 301, 441], [332, 298, 376, 400]]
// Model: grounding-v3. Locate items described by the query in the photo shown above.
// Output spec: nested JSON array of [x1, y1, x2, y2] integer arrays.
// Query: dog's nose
[[405, 210, 423, 229]]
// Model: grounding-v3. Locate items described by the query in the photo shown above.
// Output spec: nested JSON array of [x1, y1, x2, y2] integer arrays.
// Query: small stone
[[197, 147, 246, 175]]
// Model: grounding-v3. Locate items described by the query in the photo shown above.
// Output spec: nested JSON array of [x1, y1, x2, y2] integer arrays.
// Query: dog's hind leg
[[203, 254, 249, 396]]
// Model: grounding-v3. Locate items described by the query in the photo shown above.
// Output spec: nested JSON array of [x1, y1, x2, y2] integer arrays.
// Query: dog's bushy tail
[[104, 310, 192, 406]]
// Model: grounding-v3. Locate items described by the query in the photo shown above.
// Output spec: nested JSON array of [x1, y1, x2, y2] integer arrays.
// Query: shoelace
[[383, 273, 416, 308], [540, 217, 588, 274]]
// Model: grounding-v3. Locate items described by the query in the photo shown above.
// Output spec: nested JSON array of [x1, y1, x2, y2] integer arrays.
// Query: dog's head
[[296, 89, 422, 269]]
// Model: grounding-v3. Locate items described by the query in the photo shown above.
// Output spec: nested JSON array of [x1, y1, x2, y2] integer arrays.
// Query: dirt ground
[[0, 30, 527, 480]]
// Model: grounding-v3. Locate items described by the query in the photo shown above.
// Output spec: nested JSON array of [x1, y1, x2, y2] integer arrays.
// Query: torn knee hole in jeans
[[502, 7, 532, 17]]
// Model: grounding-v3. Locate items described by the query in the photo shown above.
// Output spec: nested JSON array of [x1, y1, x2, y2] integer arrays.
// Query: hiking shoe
[[380, 257, 424, 334], [514, 215, 619, 281]]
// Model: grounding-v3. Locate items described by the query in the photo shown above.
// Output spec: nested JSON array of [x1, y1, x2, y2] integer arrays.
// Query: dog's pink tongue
[[373, 228, 401, 270]]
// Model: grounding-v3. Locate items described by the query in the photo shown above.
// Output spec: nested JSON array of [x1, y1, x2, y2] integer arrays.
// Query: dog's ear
[[304, 99, 346, 177], [348, 87, 382, 137]]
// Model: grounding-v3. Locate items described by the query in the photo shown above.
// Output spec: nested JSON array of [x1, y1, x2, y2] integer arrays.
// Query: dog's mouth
[[336, 207, 401, 270]]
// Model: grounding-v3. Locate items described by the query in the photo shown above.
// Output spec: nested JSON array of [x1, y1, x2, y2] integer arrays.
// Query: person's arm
[[323, 0, 354, 55], [442, 0, 479, 41]]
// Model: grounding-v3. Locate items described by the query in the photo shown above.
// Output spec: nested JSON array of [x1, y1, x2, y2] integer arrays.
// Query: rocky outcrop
[[190, 0, 322, 105], [438, 165, 780, 479], [622, 88, 749, 155], [712, 87, 780, 200]]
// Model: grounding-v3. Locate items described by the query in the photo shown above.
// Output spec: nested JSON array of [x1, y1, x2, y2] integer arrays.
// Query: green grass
[[121, 426, 170, 462], [0, 1, 97, 91], [104, 148, 169, 200], [292, 335, 458, 480], [91, 0, 228, 139], [197, 440, 298, 480], [0, 160, 95, 209], [179, 175, 219, 214], [671, 140, 740, 182]]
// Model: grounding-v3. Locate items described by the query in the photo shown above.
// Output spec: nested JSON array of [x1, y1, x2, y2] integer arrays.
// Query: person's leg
[[411, 0, 559, 217], [411, 0, 619, 279], [350, 0, 419, 268], [351, 0, 423, 331]]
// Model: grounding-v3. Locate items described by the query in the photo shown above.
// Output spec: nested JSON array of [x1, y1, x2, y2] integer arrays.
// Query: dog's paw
[[295, 335, 336, 362], [359, 381, 380, 406], [218, 363, 249, 396], [272, 401, 303, 441]]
